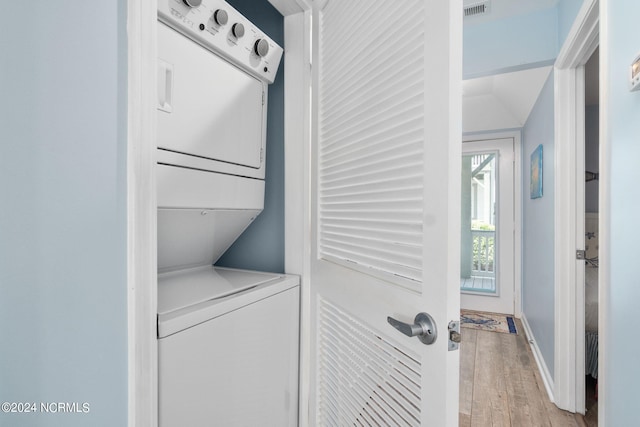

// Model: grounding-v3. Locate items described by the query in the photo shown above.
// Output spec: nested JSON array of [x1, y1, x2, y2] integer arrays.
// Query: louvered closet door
[[307, 1, 462, 426]]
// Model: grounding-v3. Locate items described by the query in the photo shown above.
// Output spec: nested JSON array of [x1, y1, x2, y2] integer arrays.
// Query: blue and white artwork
[[530, 144, 543, 199]]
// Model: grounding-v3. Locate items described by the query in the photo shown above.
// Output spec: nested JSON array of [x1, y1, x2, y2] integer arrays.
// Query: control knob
[[254, 39, 269, 57], [232, 23, 245, 38], [183, 0, 202, 7], [213, 9, 228, 25]]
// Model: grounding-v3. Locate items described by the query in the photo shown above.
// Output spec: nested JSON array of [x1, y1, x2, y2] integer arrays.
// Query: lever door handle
[[387, 312, 437, 345]]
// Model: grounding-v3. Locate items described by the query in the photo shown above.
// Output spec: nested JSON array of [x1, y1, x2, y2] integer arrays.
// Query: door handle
[[158, 59, 174, 113], [387, 312, 437, 345]]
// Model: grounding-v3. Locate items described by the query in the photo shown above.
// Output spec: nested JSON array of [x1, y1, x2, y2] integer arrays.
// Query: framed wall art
[[530, 144, 543, 199]]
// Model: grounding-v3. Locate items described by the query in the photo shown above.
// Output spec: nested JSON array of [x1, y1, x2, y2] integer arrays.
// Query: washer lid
[[158, 266, 282, 315]]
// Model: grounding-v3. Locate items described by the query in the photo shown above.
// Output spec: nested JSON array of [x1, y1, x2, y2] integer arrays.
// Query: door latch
[[387, 312, 437, 345], [448, 321, 461, 351], [576, 249, 586, 260]]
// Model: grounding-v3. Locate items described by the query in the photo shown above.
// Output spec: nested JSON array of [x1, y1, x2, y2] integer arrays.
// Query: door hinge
[[448, 321, 461, 351], [262, 91, 265, 105], [576, 249, 586, 260], [260, 148, 264, 163]]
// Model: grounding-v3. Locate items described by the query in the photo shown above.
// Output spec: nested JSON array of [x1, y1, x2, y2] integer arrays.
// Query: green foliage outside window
[[471, 220, 495, 272]]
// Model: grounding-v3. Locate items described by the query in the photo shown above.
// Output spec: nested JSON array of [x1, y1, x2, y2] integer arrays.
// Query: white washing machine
[[155, 1, 298, 425], [157, 268, 299, 426]]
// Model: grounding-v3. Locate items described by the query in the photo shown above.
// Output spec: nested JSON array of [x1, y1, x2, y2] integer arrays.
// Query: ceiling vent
[[464, 1, 491, 18]]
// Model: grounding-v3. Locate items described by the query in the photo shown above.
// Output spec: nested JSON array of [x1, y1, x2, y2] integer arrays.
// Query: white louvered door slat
[[308, 0, 462, 426], [317, 0, 426, 289]]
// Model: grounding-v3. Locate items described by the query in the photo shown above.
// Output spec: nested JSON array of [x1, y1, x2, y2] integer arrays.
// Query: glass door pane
[[461, 152, 497, 293]]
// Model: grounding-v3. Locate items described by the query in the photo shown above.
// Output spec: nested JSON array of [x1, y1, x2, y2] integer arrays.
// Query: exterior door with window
[[307, 1, 462, 425], [460, 138, 515, 314]]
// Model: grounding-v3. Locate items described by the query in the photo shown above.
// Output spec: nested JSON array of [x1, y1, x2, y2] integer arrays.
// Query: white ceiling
[[463, 66, 552, 133]]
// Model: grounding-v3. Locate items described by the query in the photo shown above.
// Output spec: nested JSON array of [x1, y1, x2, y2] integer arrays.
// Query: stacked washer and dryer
[[155, 1, 299, 425]]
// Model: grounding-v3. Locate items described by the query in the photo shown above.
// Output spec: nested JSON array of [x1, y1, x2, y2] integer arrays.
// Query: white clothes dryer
[[155, 1, 296, 425]]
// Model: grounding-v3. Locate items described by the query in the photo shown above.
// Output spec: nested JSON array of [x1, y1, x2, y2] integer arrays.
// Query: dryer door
[[157, 21, 265, 170]]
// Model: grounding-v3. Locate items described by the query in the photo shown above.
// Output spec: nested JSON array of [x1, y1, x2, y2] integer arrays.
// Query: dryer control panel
[[158, 0, 283, 84]]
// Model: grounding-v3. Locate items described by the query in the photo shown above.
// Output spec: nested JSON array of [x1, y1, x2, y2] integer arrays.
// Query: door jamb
[[273, 1, 312, 426], [127, 0, 158, 425], [462, 131, 522, 318], [553, 0, 599, 413]]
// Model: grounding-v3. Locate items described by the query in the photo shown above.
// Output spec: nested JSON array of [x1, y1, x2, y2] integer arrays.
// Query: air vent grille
[[464, 1, 490, 17]]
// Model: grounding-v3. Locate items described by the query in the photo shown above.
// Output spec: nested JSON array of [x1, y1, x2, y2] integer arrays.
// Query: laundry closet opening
[[154, 1, 298, 425]]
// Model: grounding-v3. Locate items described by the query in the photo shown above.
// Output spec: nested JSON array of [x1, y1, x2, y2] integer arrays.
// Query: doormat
[[460, 310, 517, 334]]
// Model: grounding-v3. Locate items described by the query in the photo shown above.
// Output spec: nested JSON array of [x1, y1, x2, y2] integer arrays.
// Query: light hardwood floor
[[459, 318, 587, 426]]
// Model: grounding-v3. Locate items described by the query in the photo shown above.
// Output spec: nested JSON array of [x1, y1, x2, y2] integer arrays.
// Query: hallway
[[459, 318, 586, 426]]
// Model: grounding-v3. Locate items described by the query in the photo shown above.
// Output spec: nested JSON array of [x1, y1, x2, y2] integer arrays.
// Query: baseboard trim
[[520, 314, 555, 403]]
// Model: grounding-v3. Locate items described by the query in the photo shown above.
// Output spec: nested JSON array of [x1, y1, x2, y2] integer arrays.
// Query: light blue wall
[[585, 105, 599, 213], [522, 73, 556, 377], [216, 0, 285, 274], [602, 1, 640, 424], [464, 0, 585, 78], [464, 7, 558, 78], [0, 2, 128, 427]]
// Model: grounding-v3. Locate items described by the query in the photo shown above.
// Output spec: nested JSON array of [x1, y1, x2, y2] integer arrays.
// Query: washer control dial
[[232, 23, 245, 38], [182, 0, 202, 7], [254, 39, 269, 57], [213, 9, 228, 26]]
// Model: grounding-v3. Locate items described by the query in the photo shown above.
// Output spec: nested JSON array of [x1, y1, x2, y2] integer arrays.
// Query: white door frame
[[126, 0, 313, 425], [553, 0, 599, 414], [127, 0, 158, 426], [462, 132, 522, 318], [273, 1, 312, 426]]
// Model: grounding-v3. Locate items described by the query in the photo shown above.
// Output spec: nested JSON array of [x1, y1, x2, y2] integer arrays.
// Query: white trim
[[553, 0, 599, 414], [462, 130, 522, 317], [555, 2, 600, 69], [553, 65, 580, 412], [521, 313, 555, 403], [514, 133, 523, 319], [127, 0, 158, 426], [268, 0, 310, 16], [598, 2, 610, 424], [280, 1, 312, 426], [283, 12, 310, 279]]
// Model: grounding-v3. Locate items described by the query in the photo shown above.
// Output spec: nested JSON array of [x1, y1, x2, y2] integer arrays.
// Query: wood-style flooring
[[459, 318, 587, 426]]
